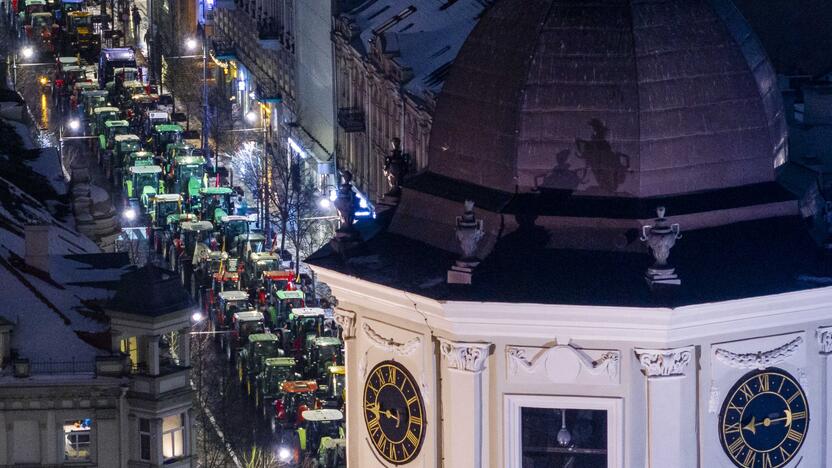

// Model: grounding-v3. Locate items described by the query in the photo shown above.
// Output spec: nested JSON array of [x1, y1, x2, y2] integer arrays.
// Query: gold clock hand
[[752, 411, 794, 428], [743, 416, 757, 435], [365, 402, 381, 421]]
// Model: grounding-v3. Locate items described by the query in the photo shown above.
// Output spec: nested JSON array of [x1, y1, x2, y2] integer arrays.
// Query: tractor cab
[[268, 290, 305, 328], [128, 94, 159, 130], [316, 365, 345, 410], [271, 381, 319, 431], [171, 155, 205, 199], [90, 106, 119, 138], [213, 290, 250, 331], [245, 252, 280, 291], [81, 92, 109, 124], [98, 120, 130, 174], [237, 333, 284, 393], [303, 337, 343, 379], [116, 80, 145, 108], [54, 63, 83, 96], [226, 310, 266, 361], [111, 134, 141, 183], [257, 357, 300, 416], [297, 409, 345, 463], [151, 124, 183, 156], [142, 111, 170, 138], [65, 11, 98, 56], [212, 270, 241, 296], [198, 187, 234, 223], [124, 165, 163, 211], [54, 0, 83, 25], [284, 307, 328, 355], [26, 12, 57, 53], [219, 215, 249, 249], [180, 220, 214, 260], [125, 150, 155, 168], [149, 193, 182, 229], [233, 232, 266, 260], [20, 0, 47, 25]]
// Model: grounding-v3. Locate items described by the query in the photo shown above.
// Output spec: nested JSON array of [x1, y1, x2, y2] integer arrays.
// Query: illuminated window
[[139, 418, 151, 461], [64, 419, 92, 461], [505, 395, 622, 468], [162, 414, 185, 460]]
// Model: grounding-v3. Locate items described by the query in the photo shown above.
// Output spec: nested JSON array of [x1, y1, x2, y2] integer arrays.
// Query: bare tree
[[163, 61, 202, 131]]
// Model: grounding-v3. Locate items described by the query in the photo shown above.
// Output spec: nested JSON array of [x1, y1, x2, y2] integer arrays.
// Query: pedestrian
[[131, 5, 140, 40]]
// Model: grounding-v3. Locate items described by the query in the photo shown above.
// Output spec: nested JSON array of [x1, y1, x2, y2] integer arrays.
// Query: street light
[[245, 110, 257, 124], [68, 119, 81, 132], [185, 37, 198, 52], [21, 46, 34, 60]]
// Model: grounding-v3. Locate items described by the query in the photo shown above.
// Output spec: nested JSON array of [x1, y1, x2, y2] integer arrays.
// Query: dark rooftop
[[307, 214, 830, 308], [109, 264, 194, 317]]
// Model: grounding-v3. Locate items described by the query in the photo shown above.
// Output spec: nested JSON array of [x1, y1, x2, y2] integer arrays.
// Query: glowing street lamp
[[185, 37, 198, 51], [21, 46, 34, 60], [245, 111, 257, 124]]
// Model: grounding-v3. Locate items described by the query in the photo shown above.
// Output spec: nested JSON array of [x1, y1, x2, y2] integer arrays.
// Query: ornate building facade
[[332, 0, 489, 203]]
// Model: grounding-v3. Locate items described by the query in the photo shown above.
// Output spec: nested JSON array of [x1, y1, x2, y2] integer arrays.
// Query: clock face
[[719, 368, 809, 468], [363, 360, 426, 465]]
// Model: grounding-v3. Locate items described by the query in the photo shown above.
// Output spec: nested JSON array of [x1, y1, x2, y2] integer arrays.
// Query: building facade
[[332, 0, 488, 203]]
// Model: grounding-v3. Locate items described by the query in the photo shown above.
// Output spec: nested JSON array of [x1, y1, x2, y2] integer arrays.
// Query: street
[[1, 3, 343, 466]]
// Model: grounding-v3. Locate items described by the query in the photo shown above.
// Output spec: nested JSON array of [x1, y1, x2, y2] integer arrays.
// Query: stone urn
[[640, 206, 682, 286]]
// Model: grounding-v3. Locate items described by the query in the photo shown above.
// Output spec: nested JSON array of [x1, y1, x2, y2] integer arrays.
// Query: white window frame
[[504, 394, 623, 468], [63, 419, 92, 462]]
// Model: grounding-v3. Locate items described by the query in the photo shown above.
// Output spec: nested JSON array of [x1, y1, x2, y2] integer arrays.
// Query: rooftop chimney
[[24, 224, 52, 273]]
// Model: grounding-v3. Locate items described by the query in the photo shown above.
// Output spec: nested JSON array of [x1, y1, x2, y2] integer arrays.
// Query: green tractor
[[171, 155, 206, 199], [198, 186, 235, 224], [90, 106, 119, 141], [149, 193, 183, 257], [218, 214, 249, 250], [237, 332, 284, 396], [150, 124, 184, 157], [80, 91, 109, 129], [255, 357, 300, 418], [124, 150, 155, 169], [98, 120, 131, 176], [124, 165, 164, 212], [111, 134, 141, 185]]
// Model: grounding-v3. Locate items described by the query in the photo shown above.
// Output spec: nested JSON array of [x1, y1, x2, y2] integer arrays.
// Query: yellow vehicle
[[64, 11, 99, 56]]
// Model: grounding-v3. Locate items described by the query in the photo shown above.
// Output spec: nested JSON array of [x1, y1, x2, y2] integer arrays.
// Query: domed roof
[[427, 0, 787, 198]]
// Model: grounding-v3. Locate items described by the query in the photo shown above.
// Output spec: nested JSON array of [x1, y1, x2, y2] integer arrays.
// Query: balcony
[[212, 37, 237, 60], [257, 20, 282, 51], [129, 362, 191, 398], [214, 0, 236, 9], [338, 107, 366, 133]]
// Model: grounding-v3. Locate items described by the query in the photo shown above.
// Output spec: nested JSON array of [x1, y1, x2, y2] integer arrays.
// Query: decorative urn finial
[[381, 137, 409, 203], [640, 206, 682, 287], [448, 200, 485, 284], [330, 171, 361, 253]]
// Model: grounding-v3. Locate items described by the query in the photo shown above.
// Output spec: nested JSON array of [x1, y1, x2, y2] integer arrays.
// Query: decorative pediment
[[634, 346, 694, 378], [506, 341, 620, 385]]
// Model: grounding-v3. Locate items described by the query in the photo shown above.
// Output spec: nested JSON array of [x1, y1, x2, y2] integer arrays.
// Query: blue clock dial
[[719, 368, 809, 468]]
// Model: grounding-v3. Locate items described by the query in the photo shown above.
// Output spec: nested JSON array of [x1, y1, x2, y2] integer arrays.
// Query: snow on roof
[[347, 0, 488, 99]]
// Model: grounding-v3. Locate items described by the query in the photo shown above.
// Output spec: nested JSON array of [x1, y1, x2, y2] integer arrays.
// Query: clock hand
[[750, 410, 794, 429], [743, 416, 757, 435], [380, 409, 401, 427], [365, 402, 381, 421]]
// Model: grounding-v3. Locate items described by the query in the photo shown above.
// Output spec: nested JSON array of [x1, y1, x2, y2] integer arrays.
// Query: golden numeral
[[786, 428, 804, 444], [406, 430, 420, 446], [406, 395, 419, 406], [728, 437, 745, 457], [779, 447, 790, 461], [758, 374, 769, 392], [366, 383, 378, 394], [388, 366, 397, 384], [388, 442, 397, 461], [762, 452, 773, 468], [377, 434, 389, 453], [786, 392, 801, 404], [791, 410, 807, 420], [410, 415, 422, 426], [743, 449, 755, 467], [739, 384, 755, 401], [724, 422, 741, 434], [727, 402, 744, 413], [367, 417, 380, 436], [777, 376, 785, 393]]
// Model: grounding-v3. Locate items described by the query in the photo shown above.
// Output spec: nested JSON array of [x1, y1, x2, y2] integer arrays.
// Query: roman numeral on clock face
[[727, 436, 745, 457], [786, 428, 804, 444]]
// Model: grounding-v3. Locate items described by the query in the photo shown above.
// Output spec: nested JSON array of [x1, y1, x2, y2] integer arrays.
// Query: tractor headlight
[[277, 447, 291, 461]]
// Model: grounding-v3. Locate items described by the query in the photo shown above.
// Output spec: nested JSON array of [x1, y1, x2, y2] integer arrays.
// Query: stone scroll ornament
[[361, 323, 421, 356], [439, 340, 491, 373], [634, 346, 694, 377], [333, 310, 356, 339], [713, 336, 803, 370]]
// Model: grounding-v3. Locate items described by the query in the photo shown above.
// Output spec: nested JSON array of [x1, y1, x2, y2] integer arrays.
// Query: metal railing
[[28, 359, 96, 375]]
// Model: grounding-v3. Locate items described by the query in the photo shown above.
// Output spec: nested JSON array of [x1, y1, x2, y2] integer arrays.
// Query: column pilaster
[[439, 339, 491, 468], [634, 346, 696, 468], [334, 309, 356, 466], [818, 327, 832, 468], [147, 335, 160, 375], [178, 328, 191, 367]]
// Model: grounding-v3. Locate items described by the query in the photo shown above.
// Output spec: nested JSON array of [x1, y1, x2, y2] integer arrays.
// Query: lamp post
[[184, 36, 209, 162]]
